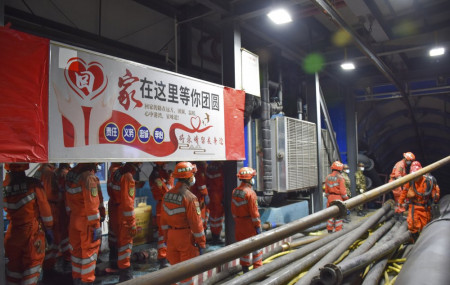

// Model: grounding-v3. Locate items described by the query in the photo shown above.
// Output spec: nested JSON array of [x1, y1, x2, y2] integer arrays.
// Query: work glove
[[256, 227, 262, 235], [45, 229, 54, 245], [99, 207, 106, 223], [92, 227, 102, 242], [204, 194, 210, 206]]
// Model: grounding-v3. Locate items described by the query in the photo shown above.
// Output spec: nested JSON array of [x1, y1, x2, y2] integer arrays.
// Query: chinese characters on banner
[[48, 43, 241, 162]]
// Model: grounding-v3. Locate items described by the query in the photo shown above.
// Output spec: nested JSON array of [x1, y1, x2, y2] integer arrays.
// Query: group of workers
[[324, 151, 440, 241], [3, 161, 261, 285]]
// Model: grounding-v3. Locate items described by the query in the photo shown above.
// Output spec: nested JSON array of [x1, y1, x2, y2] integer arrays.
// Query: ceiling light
[[341, 62, 355, 70], [429, 47, 445, 57], [267, 8, 292, 25]]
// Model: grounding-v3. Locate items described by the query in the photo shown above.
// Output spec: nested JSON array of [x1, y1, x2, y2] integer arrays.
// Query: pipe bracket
[[330, 200, 348, 218]]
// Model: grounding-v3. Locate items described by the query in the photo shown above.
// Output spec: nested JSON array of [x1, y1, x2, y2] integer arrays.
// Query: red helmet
[[4, 163, 29, 171], [331, 161, 344, 171], [237, 167, 256, 180], [410, 161, 422, 173], [403, 152, 415, 161], [173, 162, 197, 179]]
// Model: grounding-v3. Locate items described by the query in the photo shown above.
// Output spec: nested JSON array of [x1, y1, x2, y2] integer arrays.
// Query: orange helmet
[[237, 167, 256, 180], [173, 162, 197, 179], [410, 161, 422, 173], [4, 163, 30, 171], [331, 161, 344, 171], [403, 152, 415, 161]]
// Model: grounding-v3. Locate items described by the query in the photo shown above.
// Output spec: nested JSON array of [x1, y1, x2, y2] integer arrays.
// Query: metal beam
[[133, 0, 178, 17], [310, 0, 425, 160], [196, 0, 229, 14]]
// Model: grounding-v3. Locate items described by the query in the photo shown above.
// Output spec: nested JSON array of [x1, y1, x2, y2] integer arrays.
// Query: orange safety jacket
[[191, 170, 208, 207], [3, 174, 53, 229], [150, 168, 174, 202], [115, 169, 137, 225], [399, 175, 440, 206], [231, 182, 261, 228], [34, 164, 59, 203], [324, 171, 348, 206], [389, 160, 407, 182], [107, 164, 123, 206], [160, 184, 206, 248]]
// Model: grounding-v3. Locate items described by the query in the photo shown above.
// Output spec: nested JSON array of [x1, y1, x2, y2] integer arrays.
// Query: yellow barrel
[[133, 203, 152, 246]]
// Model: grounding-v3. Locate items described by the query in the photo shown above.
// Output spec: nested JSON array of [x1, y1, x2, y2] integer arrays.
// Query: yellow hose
[[388, 275, 398, 285], [388, 258, 406, 263], [334, 250, 350, 264], [262, 250, 293, 264], [384, 271, 390, 284], [388, 266, 401, 273], [362, 264, 372, 278], [287, 271, 308, 285]]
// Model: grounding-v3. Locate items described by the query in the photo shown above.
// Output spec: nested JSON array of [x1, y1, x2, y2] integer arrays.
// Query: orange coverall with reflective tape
[[206, 169, 224, 236], [389, 159, 408, 210], [115, 166, 137, 269], [4, 174, 53, 285], [399, 175, 440, 233], [191, 168, 209, 230], [149, 167, 173, 260], [161, 183, 206, 285], [107, 163, 122, 258], [231, 182, 262, 268], [325, 171, 348, 232], [66, 165, 101, 283]]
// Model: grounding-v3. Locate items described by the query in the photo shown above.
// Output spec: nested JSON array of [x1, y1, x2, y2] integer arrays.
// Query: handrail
[[121, 155, 450, 285]]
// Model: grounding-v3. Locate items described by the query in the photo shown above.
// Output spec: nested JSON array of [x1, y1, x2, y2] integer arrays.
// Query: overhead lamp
[[341, 62, 355, 70], [267, 8, 292, 25], [429, 47, 445, 57]]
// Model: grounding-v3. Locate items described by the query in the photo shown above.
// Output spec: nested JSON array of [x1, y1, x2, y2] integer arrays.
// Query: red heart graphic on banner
[[64, 57, 108, 101], [190, 116, 201, 130]]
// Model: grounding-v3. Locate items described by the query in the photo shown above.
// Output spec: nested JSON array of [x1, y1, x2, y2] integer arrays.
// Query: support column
[[345, 88, 358, 197], [306, 74, 323, 213], [0, 165, 4, 285], [221, 22, 241, 245]]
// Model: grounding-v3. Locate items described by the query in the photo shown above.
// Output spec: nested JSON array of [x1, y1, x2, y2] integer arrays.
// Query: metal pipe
[[396, 195, 450, 285], [295, 202, 394, 285], [261, 61, 273, 197], [226, 220, 365, 285], [319, 86, 341, 162], [120, 156, 450, 285], [320, 230, 410, 285]]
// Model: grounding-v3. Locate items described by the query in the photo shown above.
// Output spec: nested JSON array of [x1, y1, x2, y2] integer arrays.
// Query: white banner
[[49, 43, 227, 162], [241, 48, 260, 97]]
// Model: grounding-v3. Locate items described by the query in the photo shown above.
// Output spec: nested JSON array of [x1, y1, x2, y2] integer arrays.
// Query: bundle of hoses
[[212, 200, 412, 285]]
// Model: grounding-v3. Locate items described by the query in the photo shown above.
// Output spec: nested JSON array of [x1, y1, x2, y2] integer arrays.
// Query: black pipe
[[361, 251, 395, 285], [358, 153, 383, 188], [261, 61, 273, 198], [395, 195, 450, 285], [319, 230, 410, 285], [294, 202, 394, 285]]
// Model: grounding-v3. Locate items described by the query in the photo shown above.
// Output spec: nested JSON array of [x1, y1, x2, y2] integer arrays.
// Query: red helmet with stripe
[[410, 161, 422, 173], [403, 152, 415, 161], [237, 167, 256, 180], [331, 161, 344, 171]]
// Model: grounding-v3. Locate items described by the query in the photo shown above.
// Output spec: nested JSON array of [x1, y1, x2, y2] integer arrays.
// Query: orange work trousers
[[234, 217, 263, 268], [57, 201, 71, 262], [209, 200, 224, 236], [117, 220, 134, 269], [167, 228, 199, 285], [327, 218, 343, 232], [43, 203, 62, 270], [108, 203, 119, 257], [407, 204, 431, 234], [5, 220, 46, 285], [156, 201, 167, 260], [69, 215, 101, 283]]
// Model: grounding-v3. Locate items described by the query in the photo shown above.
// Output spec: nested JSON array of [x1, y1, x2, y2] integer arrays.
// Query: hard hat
[[410, 161, 422, 173], [343, 164, 349, 169], [173, 162, 197, 179], [403, 152, 415, 161], [331, 161, 344, 171], [4, 163, 30, 171], [237, 167, 256, 180]]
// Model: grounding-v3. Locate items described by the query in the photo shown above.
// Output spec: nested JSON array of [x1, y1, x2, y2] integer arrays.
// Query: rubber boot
[[211, 234, 224, 245], [109, 246, 118, 269], [327, 230, 333, 234], [119, 267, 133, 282], [242, 266, 249, 273], [158, 258, 170, 269], [42, 269, 56, 284]]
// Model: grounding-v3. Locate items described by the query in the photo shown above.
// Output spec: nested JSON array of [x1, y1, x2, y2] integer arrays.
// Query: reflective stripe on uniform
[[41, 216, 53, 223], [66, 187, 82, 194], [123, 211, 135, 217], [111, 185, 121, 191], [3, 183, 27, 192], [327, 182, 339, 188], [72, 263, 96, 275], [60, 244, 71, 252], [157, 243, 167, 249], [193, 232, 205, 238], [23, 264, 42, 277], [161, 225, 169, 230], [6, 269, 23, 279], [198, 185, 207, 190], [232, 199, 248, 207], [87, 213, 100, 221], [251, 218, 260, 222], [118, 244, 133, 253], [22, 275, 40, 285], [163, 204, 186, 216], [209, 217, 223, 222], [206, 173, 221, 179], [44, 251, 58, 260], [240, 256, 251, 263], [253, 251, 263, 262], [71, 253, 98, 265], [4, 193, 35, 210], [158, 236, 165, 241], [210, 223, 222, 228], [118, 252, 131, 261]]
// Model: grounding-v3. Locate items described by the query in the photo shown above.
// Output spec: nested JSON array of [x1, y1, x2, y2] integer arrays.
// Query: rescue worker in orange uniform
[[325, 161, 349, 233], [65, 163, 102, 285], [161, 162, 206, 285], [3, 163, 54, 285], [206, 161, 224, 244], [106, 162, 123, 268], [149, 162, 174, 268], [111, 162, 142, 282], [390, 152, 415, 213], [190, 161, 210, 230], [33, 163, 60, 281], [55, 163, 72, 272], [231, 167, 262, 273], [399, 161, 440, 241]]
